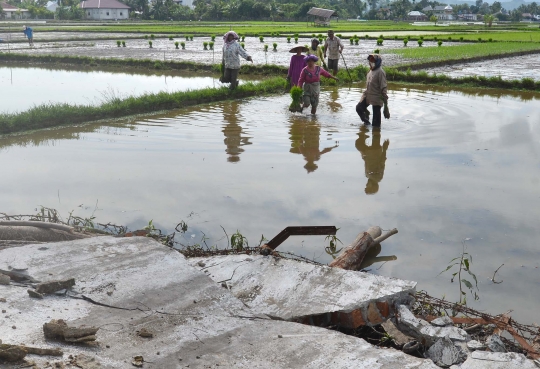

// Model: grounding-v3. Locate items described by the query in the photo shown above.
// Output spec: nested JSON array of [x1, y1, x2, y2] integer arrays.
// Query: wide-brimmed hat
[[289, 46, 308, 53]]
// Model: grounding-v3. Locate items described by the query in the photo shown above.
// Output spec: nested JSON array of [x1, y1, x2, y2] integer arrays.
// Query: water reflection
[[289, 120, 339, 173], [221, 101, 251, 163], [327, 87, 342, 113], [355, 126, 389, 194], [359, 243, 397, 270]]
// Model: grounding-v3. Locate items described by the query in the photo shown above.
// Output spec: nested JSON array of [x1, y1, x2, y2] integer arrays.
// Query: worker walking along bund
[[220, 31, 253, 90], [323, 30, 344, 75], [357, 54, 390, 127]]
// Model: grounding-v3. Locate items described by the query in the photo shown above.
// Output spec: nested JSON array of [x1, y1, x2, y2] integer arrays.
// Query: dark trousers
[[356, 99, 382, 127], [222, 68, 239, 89]]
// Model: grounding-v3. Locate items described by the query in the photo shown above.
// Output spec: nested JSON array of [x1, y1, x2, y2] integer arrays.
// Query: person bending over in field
[[298, 55, 339, 115], [220, 31, 252, 90], [23, 26, 34, 47], [356, 54, 389, 127]]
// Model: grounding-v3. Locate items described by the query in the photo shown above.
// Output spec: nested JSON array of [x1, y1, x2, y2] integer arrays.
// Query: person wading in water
[[323, 30, 344, 76], [306, 38, 326, 69], [298, 55, 339, 115], [220, 31, 253, 89], [287, 46, 307, 88], [356, 54, 390, 127]]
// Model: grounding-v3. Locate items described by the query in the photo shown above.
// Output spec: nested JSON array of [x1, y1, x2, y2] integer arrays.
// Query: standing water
[[0, 84, 539, 324]]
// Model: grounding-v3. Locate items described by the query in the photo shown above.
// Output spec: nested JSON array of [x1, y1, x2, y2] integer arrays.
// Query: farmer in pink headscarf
[[298, 55, 339, 115], [220, 31, 253, 90]]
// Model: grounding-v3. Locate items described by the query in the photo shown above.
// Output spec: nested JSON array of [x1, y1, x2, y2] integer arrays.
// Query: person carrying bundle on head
[[356, 54, 390, 127], [220, 30, 253, 90], [23, 26, 34, 47], [298, 55, 339, 115], [306, 38, 326, 69], [287, 45, 308, 88]]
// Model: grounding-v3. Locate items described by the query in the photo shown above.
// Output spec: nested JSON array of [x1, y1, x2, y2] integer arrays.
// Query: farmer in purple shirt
[[287, 46, 308, 87]]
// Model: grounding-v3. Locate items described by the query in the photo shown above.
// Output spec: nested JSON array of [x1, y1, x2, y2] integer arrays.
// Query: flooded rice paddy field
[[0, 31, 144, 42], [0, 36, 448, 67], [0, 65, 260, 113], [425, 53, 540, 81], [1, 84, 539, 323]]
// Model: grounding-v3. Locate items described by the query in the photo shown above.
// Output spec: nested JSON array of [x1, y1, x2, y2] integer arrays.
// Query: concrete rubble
[[0, 236, 438, 368], [394, 305, 470, 346], [1, 236, 539, 369], [189, 254, 416, 328]]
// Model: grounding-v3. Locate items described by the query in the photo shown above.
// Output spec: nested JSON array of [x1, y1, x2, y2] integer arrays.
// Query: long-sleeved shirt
[[324, 37, 343, 60], [361, 67, 388, 106], [306, 46, 324, 66], [23, 27, 33, 39], [287, 55, 306, 87], [298, 66, 332, 86], [222, 41, 250, 69]]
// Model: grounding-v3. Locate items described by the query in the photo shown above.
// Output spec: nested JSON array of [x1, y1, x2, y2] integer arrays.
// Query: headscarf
[[223, 31, 239, 47], [304, 55, 318, 63], [311, 38, 320, 45], [367, 54, 382, 70]]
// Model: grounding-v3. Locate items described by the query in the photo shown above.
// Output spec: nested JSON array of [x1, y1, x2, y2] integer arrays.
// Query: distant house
[[522, 13, 533, 20], [1, 2, 30, 19], [433, 5, 453, 20], [408, 11, 426, 21], [46, 1, 58, 12], [307, 7, 336, 27], [459, 13, 477, 21], [79, 0, 130, 20]]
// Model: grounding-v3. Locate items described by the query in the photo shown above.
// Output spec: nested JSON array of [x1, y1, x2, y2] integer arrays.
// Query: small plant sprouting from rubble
[[439, 241, 479, 306], [324, 230, 343, 259], [231, 230, 248, 251]]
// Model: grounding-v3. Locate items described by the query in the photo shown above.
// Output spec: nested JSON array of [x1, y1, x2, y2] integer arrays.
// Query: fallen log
[[329, 227, 398, 271]]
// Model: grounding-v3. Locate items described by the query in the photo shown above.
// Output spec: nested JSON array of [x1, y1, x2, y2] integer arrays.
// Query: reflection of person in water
[[327, 87, 342, 113], [355, 126, 389, 194], [289, 121, 338, 173], [222, 101, 251, 162]]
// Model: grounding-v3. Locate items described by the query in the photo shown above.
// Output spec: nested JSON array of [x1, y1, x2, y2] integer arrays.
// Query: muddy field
[[424, 53, 540, 81], [0, 36, 451, 67]]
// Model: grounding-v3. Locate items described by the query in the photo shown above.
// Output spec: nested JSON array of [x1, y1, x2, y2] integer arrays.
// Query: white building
[[79, 0, 130, 20], [1, 2, 30, 19], [173, 0, 194, 8]]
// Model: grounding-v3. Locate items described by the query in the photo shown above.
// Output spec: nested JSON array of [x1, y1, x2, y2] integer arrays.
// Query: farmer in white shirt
[[323, 30, 344, 76], [220, 31, 253, 90]]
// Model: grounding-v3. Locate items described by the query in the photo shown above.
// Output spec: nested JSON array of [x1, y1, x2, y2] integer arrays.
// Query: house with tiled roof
[[79, 0, 130, 20], [1, 2, 30, 19]]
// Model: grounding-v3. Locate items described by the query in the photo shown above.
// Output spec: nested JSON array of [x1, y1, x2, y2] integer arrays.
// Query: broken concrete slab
[[427, 336, 468, 368], [486, 334, 507, 352], [460, 351, 538, 369], [189, 254, 416, 327], [0, 236, 439, 368], [0, 225, 88, 248], [395, 305, 470, 346], [382, 320, 414, 346], [431, 316, 454, 327]]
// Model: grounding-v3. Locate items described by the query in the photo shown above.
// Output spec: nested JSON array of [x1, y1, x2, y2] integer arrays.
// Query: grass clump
[[116, 40, 121, 47], [122, 41, 126, 47], [180, 42, 185, 49], [175, 41, 179, 49], [0, 77, 288, 135], [148, 40, 153, 48]]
